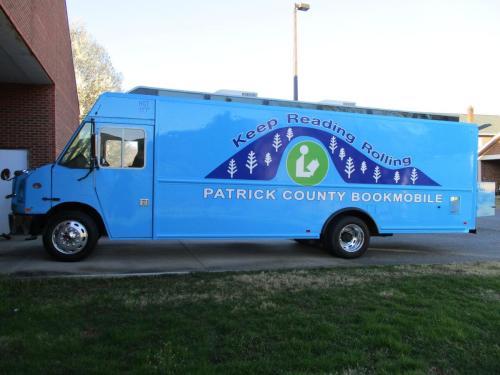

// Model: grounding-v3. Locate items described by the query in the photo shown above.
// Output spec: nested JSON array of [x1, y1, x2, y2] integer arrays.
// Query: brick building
[[458, 114, 500, 193], [0, 0, 78, 169]]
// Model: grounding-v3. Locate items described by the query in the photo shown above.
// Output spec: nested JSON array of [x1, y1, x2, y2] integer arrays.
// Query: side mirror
[[1, 168, 11, 181]]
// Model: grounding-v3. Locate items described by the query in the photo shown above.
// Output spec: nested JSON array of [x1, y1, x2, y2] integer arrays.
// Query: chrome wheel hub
[[339, 224, 365, 253], [52, 220, 88, 254]]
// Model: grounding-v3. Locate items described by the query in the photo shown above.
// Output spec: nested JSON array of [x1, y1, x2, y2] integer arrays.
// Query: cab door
[[95, 123, 153, 238]]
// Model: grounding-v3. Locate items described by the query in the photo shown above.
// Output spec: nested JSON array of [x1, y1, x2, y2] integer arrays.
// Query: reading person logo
[[286, 141, 328, 186]]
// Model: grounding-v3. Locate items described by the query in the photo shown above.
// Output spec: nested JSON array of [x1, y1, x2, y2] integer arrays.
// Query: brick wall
[[0, 0, 79, 165], [0, 84, 55, 167], [482, 160, 500, 193], [480, 135, 500, 192]]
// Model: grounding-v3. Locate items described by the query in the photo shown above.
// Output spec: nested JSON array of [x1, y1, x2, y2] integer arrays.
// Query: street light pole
[[293, 2, 310, 101]]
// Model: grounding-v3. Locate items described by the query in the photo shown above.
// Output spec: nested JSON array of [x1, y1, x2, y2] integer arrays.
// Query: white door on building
[[0, 150, 28, 234]]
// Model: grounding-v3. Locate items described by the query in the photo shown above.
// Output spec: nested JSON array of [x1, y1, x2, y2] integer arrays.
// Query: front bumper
[[8, 214, 44, 235]]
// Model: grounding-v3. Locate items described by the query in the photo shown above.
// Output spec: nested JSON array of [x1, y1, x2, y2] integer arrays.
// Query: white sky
[[67, 0, 500, 115]]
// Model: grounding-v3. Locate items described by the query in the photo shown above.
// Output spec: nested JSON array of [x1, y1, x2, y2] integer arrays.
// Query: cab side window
[[124, 129, 145, 168], [100, 128, 145, 168], [100, 128, 122, 168]]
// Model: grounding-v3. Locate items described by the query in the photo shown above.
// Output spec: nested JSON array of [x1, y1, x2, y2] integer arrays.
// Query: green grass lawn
[[1, 262, 499, 374]]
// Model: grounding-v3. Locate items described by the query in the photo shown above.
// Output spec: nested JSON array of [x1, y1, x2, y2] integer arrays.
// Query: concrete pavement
[[0, 209, 498, 277]]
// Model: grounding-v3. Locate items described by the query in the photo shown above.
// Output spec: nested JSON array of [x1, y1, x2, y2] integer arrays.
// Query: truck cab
[[6, 93, 155, 260]]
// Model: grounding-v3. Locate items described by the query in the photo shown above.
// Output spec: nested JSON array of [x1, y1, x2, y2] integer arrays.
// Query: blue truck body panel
[[11, 90, 480, 241], [150, 95, 477, 238]]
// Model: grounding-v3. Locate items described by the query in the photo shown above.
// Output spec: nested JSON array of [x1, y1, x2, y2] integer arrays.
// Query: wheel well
[[321, 208, 379, 237], [46, 202, 108, 236]]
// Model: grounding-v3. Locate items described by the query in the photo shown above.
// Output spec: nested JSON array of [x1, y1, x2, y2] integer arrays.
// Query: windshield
[[59, 123, 91, 168]]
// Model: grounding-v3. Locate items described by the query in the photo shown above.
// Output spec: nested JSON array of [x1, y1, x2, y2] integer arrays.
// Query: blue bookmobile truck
[[3, 87, 487, 261]]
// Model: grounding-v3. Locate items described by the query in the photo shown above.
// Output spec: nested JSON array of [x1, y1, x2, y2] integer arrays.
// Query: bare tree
[[71, 24, 123, 119]]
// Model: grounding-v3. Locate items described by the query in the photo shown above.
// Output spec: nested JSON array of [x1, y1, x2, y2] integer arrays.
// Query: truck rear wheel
[[42, 211, 98, 261], [323, 216, 370, 259]]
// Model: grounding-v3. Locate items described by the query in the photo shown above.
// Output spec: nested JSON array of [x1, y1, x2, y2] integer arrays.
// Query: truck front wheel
[[42, 211, 98, 261], [323, 216, 370, 259]]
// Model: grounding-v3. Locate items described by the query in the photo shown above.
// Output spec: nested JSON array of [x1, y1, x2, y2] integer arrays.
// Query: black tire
[[294, 239, 322, 247], [323, 216, 370, 259], [42, 210, 99, 261]]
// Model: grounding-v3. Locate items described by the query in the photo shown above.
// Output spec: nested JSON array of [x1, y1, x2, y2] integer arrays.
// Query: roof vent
[[320, 100, 356, 107], [214, 89, 258, 98]]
